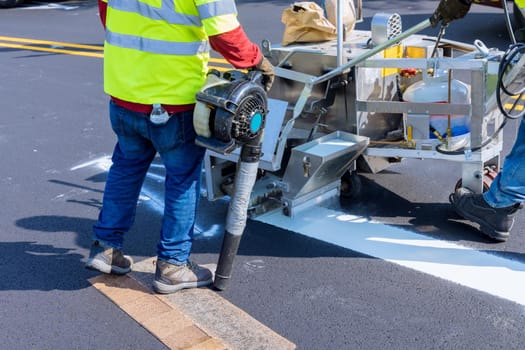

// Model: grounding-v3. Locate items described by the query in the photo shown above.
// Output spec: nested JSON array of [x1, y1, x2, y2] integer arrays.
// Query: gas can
[[403, 70, 470, 150]]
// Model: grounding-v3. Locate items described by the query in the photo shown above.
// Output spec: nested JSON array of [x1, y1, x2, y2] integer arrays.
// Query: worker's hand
[[254, 56, 274, 92], [430, 0, 472, 27]]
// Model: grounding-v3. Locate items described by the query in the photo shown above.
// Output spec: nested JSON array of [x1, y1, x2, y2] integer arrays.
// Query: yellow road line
[[89, 257, 296, 350], [0, 35, 103, 51], [209, 57, 229, 64], [0, 42, 104, 58], [89, 273, 229, 350], [209, 66, 235, 72]]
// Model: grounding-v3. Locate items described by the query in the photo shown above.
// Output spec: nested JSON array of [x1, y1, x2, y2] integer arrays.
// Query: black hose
[[496, 43, 525, 119]]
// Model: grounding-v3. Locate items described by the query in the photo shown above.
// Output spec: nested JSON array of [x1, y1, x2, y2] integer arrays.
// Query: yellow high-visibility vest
[[102, 0, 240, 105]]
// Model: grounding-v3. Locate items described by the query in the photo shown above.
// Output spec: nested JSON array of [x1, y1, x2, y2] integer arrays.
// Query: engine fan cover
[[195, 70, 268, 154]]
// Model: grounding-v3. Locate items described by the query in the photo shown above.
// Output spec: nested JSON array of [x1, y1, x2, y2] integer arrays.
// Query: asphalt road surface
[[1, 1, 525, 349]]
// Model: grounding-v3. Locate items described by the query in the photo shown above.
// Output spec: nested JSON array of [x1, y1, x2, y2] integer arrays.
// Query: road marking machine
[[194, 0, 525, 289]]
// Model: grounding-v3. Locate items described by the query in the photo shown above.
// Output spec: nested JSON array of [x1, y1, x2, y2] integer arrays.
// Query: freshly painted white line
[[145, 172, 164, 182], [72, 156, 223, 239], [70, 156, 111, 171], [138, 187, 164, 214], [256, 205, 525, 306], [74, 156, 525, 303]]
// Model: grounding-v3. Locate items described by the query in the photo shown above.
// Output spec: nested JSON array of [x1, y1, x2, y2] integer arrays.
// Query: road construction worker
[[85, 0, 274, 294], [431, 0, 523, 241]]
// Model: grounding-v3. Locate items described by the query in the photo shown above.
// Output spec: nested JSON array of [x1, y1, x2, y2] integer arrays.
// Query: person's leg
[[450, 118, 525, 241], [484, 117, 525, 207], [87, 101, 155, 274], [148, 110, 212, 293], [92, 142, 156, 247], [450, 187, 521, 241], [149, 110, 205, 264]]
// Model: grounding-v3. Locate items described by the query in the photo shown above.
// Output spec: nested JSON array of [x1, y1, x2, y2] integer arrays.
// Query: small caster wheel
[[454, 166, 499, 193]]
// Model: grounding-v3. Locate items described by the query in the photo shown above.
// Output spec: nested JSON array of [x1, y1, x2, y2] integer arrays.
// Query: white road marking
[[71, 156, 223, 239], [74, 156, 525, 305], [256, 205, 525, 306], [70, 156, 112, 171]]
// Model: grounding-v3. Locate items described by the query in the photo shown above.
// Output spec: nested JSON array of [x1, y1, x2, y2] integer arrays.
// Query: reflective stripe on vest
[[109, 0, 200, 25], [106, 29, 210, 56], [197, 1, 237, 19], [108, 0, 237, 24]]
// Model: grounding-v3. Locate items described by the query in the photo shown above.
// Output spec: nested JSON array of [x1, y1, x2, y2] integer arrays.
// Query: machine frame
[[202, 3, 524, 218]]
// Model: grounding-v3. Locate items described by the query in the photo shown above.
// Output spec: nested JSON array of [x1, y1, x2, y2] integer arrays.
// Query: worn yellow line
[[210, 66, 236, 72], [0, 42, 104, 58], [131, 257, 296, 350], [89, 274, 228, 350], [0, 35, 103, 51], [209, 57, 228, 63]]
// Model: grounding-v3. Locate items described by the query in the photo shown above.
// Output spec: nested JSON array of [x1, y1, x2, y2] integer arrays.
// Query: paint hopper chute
[[281, 131, 369, 215]]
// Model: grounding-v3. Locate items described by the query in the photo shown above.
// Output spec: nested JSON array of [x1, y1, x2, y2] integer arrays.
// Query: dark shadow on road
[[339, 173, 525, 249], [0, 241, 93, 291]]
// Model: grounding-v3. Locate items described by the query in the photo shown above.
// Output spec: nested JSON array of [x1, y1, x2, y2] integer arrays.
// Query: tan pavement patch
[[89, 257, 296, 350]]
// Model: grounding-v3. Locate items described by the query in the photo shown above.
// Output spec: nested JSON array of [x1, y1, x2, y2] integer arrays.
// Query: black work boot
[[450, 187, 522, 242]]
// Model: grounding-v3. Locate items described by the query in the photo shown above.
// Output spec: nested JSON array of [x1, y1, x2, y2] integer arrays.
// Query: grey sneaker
[[85, 240, 133, 275], [152, 260, 213, 294], [450, 187, 522, 241]]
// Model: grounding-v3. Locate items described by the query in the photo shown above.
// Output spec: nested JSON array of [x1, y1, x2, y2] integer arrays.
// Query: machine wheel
[[340, 171, 362, 200], [454, 166, 499, 193], [0, 0, 24, 8]]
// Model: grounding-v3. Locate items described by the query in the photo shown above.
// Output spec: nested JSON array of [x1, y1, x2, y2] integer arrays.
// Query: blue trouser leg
[[93, 143, 155, 248], [156, 148, 203, 265], [154, 111, 205, 265], [93, 100, 205, 264], [93, 101, 156, 248], [485, 116, 525, 208]]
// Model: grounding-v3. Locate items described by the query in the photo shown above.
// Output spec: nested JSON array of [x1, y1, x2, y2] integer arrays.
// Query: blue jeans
[[484, 116, 525, 208], [93, 100, 205, 265]]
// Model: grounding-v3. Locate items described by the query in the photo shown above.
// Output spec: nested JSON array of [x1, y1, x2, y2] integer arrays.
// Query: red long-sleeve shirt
[[98, 1, 261, 113]]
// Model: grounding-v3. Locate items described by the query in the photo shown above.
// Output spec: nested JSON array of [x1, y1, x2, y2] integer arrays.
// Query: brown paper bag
[[281, 2, 337, 46]]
